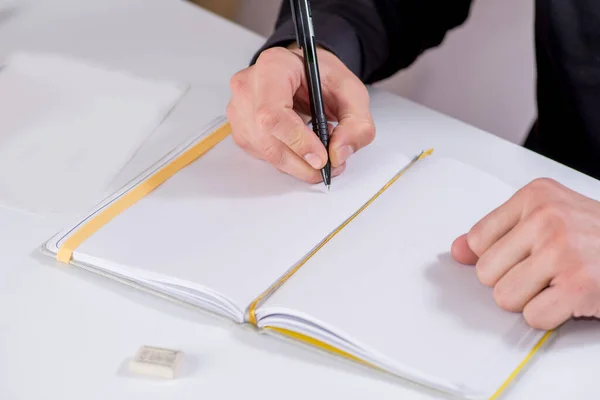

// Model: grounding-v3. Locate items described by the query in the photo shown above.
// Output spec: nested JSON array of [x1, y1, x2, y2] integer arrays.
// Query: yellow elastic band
[[247, 149, 434, 325], [264, 326, 375, 367], [488, 329, 554, 400], [418, 148, 434, 159], [57, 121, 231, 263]]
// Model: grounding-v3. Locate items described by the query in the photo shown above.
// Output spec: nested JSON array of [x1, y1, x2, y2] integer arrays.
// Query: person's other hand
[[451, 178, 600, 330], [226, 45, 375, 183]]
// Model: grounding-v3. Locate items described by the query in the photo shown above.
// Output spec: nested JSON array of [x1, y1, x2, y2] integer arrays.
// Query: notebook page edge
[[259, 322, 473, 399], [69, 256, 244, 323], [38, 240, 244, 322], [78, 252, 244, 321], [256, 308, 546, 400], [255, 307, 469, 392]]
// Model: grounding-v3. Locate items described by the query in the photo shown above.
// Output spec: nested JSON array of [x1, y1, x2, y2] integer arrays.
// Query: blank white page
[[258, 156, 546, 398], [57, 133, 413, 312]]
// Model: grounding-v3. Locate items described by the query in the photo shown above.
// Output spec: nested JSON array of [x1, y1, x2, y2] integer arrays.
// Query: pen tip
[[327, 184, 330, 192]]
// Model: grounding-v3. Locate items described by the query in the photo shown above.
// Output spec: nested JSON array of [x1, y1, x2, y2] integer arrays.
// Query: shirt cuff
[[249, 10, 363, 79]]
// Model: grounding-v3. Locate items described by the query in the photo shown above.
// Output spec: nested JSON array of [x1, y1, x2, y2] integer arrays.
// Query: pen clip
[[289, 0, 302, 48]]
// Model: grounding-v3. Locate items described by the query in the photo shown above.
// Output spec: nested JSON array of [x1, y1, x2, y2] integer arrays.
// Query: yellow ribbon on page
[[247, 148, 434, 325], [56, 121, 232, 263], [488, 329, 554, 400], [264, 326, 375, 367]]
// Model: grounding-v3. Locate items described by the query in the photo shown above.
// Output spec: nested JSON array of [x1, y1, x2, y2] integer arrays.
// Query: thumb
[[451, 233, 479, 265]]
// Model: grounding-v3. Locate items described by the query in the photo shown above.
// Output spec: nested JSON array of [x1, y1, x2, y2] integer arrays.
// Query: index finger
[[466, 189, 526, 257]]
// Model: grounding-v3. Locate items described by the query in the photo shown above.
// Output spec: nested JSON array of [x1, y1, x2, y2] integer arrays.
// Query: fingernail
[[304, 153, 323, 169], [336, 145, 354, 164]]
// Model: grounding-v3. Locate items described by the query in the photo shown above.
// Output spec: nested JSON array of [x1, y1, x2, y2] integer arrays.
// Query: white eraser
[[128, 345, 184, 379]]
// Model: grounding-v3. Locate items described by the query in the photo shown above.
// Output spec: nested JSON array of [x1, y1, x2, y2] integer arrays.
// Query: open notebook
[[41, 116, 551, 400]]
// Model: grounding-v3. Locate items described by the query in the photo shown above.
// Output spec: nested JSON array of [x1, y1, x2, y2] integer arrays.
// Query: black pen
[[290, 0, 331, 190]]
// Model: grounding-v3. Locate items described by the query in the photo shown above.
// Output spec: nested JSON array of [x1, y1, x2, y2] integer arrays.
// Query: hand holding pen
[[226, 1, 376, 186], [289, 0, 331, 189]]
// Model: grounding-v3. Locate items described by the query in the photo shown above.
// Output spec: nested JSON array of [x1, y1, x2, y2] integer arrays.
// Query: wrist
[[286, 42, 340, 66], [249, 11, 362, 79]]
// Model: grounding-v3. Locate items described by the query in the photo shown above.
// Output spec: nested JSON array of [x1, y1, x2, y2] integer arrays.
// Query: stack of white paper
[[0, 51, 187, 216]]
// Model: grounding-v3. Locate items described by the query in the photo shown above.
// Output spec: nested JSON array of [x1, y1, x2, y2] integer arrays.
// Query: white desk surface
[[1, 0, 599, 399]]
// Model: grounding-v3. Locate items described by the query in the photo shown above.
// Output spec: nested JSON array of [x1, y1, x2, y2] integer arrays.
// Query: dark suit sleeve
[[250, 0, 474, 84]]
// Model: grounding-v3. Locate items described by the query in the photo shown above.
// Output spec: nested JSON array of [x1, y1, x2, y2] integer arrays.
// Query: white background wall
[[233, 0, 536, 145]]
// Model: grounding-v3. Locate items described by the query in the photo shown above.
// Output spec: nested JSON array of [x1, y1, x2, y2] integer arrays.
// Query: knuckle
[[522, 178, 560, 203], [571, 280, 598, 318], [255, 106, 281, 133], [530, 202, 570, 233], [262, 143, 285, 167], [466, 225, 485, 257], [348, 81, 371, 106], [361, 121, 376, 144], [523, 308, 548, 330], [256, 47, 288, 66], [537, 246, 563, 278], [547, 226, 576, 254], [493, 284, 520, 312], [528, 177, 559, 193], [355, 80, 370, 97], [572, 267, 597, 294], [286, 128, 305, 150], [231, 129, 250, 150], [229, 70, 248, 94], [544, 202, 569, 221], [475, 261, 495, 287], [225, 101, 236, 120]]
